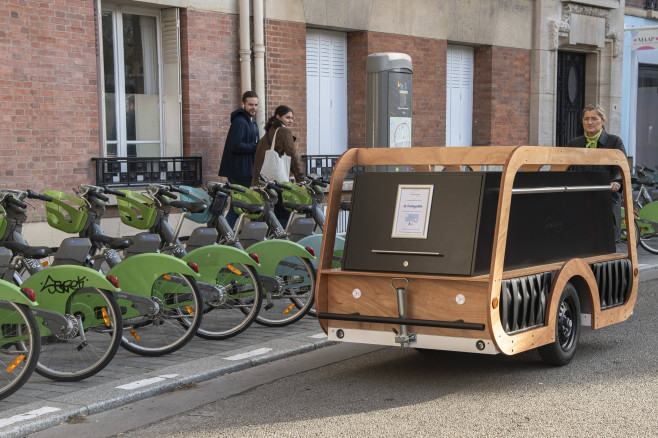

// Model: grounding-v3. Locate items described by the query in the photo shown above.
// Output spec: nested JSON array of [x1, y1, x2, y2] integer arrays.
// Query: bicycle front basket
[[116, 190, 157, 230], [280, 182, 312, 212], [230, 185, 264, 220], [0, 214, 6, 239], [44, 190, 88, 234], [179, 186, 212, 224]]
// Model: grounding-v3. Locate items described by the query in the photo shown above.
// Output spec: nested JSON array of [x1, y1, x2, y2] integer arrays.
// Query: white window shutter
[[161, 7, 182, 156], [446, 45, 473, 147], [306, 29, 347, 156], [306, 30, 321, 155]]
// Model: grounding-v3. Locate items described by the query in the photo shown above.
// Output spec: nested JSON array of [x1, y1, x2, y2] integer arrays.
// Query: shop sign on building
[[631, 29, 658, 50]]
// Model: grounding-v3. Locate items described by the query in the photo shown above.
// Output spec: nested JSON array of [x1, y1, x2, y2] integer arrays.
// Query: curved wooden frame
[[316, 146, 638, 355]]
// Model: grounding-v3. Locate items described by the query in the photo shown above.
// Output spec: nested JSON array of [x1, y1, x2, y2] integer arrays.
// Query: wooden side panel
[[325, 274, 489, 339]]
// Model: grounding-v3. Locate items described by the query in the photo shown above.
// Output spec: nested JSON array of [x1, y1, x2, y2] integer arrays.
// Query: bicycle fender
[[182, 245, 259, 285], [296, 234, 345, 270], [0, 278, 38, 306], [21, 265, 119, 314], [106, 253, 199, 298], [247, 240, 315, 276]]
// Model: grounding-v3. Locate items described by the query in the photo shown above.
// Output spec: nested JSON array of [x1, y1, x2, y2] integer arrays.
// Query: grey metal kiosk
[[366, 53, 412, 149]]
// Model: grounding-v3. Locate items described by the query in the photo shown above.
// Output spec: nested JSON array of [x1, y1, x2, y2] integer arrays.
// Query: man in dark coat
[[218, 91, 259, 226]]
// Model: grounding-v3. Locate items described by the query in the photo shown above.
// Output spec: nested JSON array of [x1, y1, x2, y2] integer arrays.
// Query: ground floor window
[[306, 29, 348, 156], [446, 45, 473, 147], [99, 3, 181, 158]]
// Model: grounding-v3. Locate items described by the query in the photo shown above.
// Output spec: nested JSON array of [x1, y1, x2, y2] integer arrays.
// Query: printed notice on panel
[[391, 184, 433, 239]]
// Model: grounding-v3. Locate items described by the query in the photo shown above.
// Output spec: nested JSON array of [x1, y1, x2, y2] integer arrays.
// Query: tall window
[[306, 29, 348, 156], [446, 45, 474, 147], [100, 3, 181, 159]]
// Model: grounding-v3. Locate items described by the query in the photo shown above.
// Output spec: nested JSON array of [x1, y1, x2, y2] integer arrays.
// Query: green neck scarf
[[585, 129, 602, 148]]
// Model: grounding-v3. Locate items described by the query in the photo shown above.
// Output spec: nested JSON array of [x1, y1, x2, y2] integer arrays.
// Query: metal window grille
[[92, 157, 202, 187], [648, 0, 657, 10], [302, 154, 363, 180]]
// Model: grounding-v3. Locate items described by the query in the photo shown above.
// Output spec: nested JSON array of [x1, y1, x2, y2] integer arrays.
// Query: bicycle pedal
[[76, 341, 88, 351], [264, 303, 274, 311]]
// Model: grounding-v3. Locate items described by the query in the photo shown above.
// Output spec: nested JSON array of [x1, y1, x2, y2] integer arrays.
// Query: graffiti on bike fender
[[41, 275, 88, 294]]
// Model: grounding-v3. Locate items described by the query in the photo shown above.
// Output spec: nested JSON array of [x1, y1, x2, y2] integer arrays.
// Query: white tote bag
[[260, 128, 291, 182]]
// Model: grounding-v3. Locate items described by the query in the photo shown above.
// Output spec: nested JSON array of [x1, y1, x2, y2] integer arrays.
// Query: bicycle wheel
[[0, 301, 40, 400], [191, 263, 262, 340], [255, 255, 316, 327], [637, 203, 658, 254], [36, 287, 122, 382], [620, 217, 640, 250], [639, 229, 658, 254], [121, 273, 202, 357]]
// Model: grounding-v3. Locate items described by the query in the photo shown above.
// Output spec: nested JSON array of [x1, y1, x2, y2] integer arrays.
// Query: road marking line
[[309, 333, 327, 338], [0, 406, 61, 428], [116, 374, 180, 390], [224, 348, 272, 361]]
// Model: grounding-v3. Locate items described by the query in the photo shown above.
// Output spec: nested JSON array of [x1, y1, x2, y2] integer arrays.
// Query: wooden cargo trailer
[[315, 146, 637, 365]]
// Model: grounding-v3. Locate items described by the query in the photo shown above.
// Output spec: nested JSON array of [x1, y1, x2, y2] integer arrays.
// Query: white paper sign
[[391, 184, 433, 239], [389, 117, 412, 148]]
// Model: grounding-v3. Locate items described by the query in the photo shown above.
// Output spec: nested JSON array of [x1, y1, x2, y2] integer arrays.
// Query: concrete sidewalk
[[1, 249, 657, 438], [0, 316, 330, 438]]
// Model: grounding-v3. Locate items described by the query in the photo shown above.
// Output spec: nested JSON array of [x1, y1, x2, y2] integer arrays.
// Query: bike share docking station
[[366, 53, 412, 153]]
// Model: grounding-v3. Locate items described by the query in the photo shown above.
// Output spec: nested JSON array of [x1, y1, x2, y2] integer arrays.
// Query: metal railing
[[92, 157, 202, 187], [302, 154, 363, 180]]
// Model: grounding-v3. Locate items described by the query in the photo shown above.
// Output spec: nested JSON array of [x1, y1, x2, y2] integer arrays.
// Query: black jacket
[[218, 109, 259, 181], [567, 130, 627, 201]]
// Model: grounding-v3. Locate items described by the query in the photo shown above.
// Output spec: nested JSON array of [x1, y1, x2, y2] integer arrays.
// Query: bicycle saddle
[[2, 241, 52, 259], [90, 234, 133, 250], [170, 200, 207, 213], [281, 202, 313, 214], [230, 201, 264, 215]]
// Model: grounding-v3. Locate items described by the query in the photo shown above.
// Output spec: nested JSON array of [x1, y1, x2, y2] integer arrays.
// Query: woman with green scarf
[[568, 104, 627, 244]]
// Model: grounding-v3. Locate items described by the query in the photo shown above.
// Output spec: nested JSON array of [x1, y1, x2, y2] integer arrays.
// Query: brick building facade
[[1, 1, 626, 233]]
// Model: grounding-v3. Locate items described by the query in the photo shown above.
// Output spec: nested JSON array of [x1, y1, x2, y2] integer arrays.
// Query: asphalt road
[[41, 279, 658, 437]]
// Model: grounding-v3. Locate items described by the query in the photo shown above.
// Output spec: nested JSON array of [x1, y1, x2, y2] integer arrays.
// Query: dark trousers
[[612, 193, 621, 243]]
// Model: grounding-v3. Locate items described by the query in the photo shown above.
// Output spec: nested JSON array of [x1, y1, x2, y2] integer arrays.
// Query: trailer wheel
[[538, 282, 581, 366]]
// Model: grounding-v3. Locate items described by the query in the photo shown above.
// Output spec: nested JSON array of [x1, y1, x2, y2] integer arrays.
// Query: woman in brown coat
[[251, 105, 304, 226], [251, 105, 303, 187]]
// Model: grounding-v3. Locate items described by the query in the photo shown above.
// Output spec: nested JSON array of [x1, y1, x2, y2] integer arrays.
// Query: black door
[[556, 52, 586, 147]]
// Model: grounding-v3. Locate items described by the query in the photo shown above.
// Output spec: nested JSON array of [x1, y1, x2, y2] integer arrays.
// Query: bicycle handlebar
[[102, 186, 126, 197], [26, 190, 53, 202], [89, 190, 110, 202], [306, 175, 328, 188], [225, 182, 246, 193], [169, 185, 189, 195], [160, 189, 177, 199], [4, 194, 27, 209]]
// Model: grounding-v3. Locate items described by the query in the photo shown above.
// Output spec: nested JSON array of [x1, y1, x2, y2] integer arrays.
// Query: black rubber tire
[[193, 263, 262, 340], [255, 256, 316, 327], [121, 273, 202, 357], [638, 222, 658, 254], [0, 301, 40, 400], [36, 288, 123, 381], [538, 283, 581, 366]]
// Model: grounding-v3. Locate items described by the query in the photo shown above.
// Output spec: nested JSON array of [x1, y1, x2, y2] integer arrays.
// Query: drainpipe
[[253, 0, 266, 134], [239, 0, 252, 93]]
